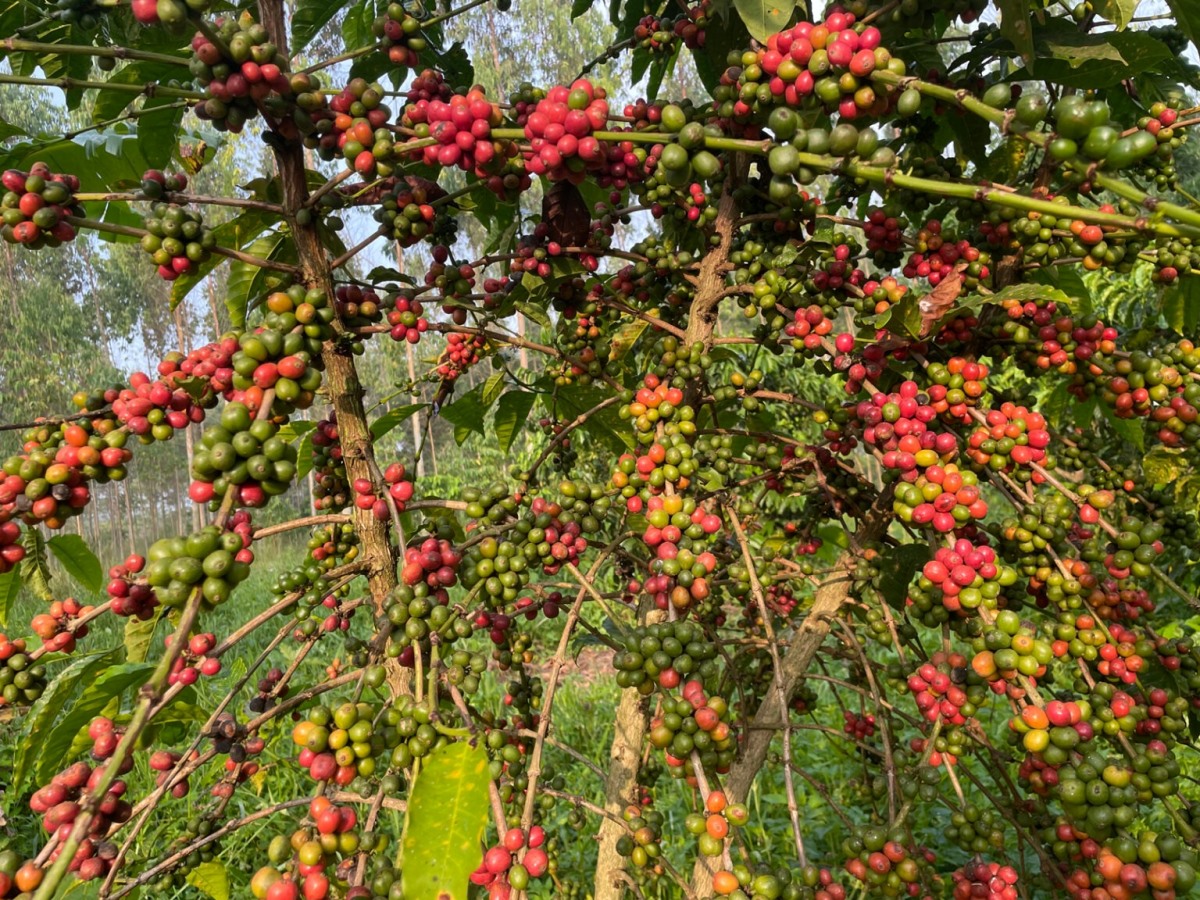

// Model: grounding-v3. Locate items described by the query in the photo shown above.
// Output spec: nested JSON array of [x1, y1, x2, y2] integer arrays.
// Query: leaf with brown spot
[[542, 180, 590, 248], [918, 263, 968, 337]]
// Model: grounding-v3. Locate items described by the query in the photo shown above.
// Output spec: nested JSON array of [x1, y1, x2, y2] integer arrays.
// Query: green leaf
[[400, 741, 492, 900], [692, 3, 749, 92], [342, 0, 384, 52], [1167, 0, 1200, 47], [124, 609, 164, 664], [942, 112, 992, 170], [1072, 395, 1098, 430], [92, 62, 182, 122], [0, 112, 24, 141], [998, 0, 1035, 64], [878, 544, 928, 609], [1101, 405, 1145, 452], [494, 391, 537, 453], [1040, 382, 1071, 430], [883, 291, 923, 339], [433, 41, 475, 91], [1162, 277, 1200, 336], [277, 420, 317, 443], [1093, 0, 1138, 28], [734, 0, 799, 41], [297, 430, 315, 480], [170, 209, 276, 308], [550, 385, 634, 453], [20, 527, 51, 601], [0, 132, 150, 193], [136, 97, 185, 170], [1018, 26, 1171, 88], [291, 0, 343, 53], [0, 568, 19, 628], [481, 372, 507, 408], [224, 232, 297, 329], [12, 649, 120, 793], [646, 45, 680, 101], [46, 534, 102, 594], [986, 283, 1073, 306], [370, 404, 426, 439], [571, 0, 595, 17], [30, 661, 156, 787], [440, 385, 493, 436], [186, 861, 229, 900]]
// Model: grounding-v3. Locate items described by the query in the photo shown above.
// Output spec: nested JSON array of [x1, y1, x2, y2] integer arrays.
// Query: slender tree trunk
[[259, 0, 408, 697], [81, 243, 113, 364], [122, 480, 137, 556], [207, 277, 222, 336], [594, 598, 665, 899], [687, 503, 892, 893], [393, 245, 426, 478]]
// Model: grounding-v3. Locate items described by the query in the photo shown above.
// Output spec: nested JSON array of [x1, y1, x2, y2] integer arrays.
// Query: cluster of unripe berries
[[0, 633, 45, 706], [1, 163, 81, 247], [190, 401, 301, 508], [141, 515, 254, 609], [190, 13, 292, 134], [647, 680, 736, 779], [613, 620, 719, 692], [291, 701, 382, 784], [140, 200, 213, 281], [969, 610, 1055, 693]]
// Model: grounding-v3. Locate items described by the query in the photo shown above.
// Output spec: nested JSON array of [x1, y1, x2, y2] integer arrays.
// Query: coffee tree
[[4, 0, 1200, 896]]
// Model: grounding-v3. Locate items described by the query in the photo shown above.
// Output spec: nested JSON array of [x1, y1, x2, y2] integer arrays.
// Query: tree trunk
[[593, 608, 666, 900], [123, 480, 139, 556], [258, 0, 408, 697], [688, 502, 892, 893], [393, 245, 426, 478]]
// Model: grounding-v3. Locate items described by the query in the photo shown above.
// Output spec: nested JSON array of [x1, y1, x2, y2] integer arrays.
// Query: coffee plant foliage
[[5, 0, 1200, 898]]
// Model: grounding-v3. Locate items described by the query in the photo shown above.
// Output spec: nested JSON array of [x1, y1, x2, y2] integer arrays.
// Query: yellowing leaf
[[400, 741, 491, 900]]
